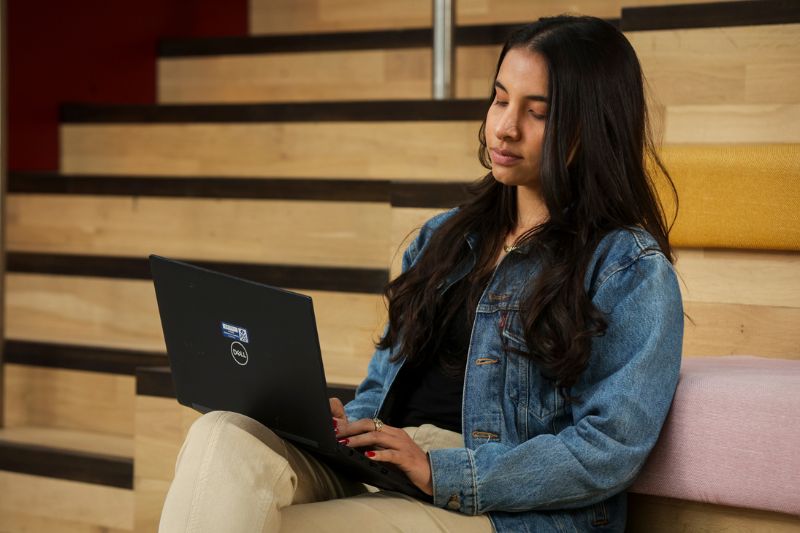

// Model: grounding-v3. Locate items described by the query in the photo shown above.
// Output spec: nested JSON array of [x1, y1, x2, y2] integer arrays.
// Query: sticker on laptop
[[221, 322, 249, 344]]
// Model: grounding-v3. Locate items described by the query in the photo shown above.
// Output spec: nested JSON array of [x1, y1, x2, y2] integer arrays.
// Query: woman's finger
[[336, 417, 389, 438], [328, 397, 346, 419]]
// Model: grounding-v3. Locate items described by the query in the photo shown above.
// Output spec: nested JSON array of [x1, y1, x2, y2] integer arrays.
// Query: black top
[[386, 276, 473, 433]]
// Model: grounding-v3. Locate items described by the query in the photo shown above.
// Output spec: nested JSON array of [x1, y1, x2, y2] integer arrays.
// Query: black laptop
[[149, 255, 431, 501]]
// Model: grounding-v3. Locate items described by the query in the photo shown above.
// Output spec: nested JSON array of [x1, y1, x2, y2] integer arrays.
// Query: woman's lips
[[490, 148, 523, 166]]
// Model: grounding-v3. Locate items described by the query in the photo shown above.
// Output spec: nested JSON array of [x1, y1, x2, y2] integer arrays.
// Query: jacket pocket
[[501, 311, 565, 424]]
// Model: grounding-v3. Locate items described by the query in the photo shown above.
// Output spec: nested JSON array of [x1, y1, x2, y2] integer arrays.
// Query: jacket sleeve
[[343, 232, 422, 422], [427, 252, 684, 514]]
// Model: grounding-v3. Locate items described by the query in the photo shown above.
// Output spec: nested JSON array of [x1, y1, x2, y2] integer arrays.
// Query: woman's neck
[[514, 184, 549, 235]]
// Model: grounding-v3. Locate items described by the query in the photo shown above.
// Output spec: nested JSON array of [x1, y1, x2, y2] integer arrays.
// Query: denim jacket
[[345, 208, 684, 532]]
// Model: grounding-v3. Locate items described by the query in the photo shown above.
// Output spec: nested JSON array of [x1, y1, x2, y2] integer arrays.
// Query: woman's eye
[[494, 100, 508, 106], [529, 110, 546, 119]]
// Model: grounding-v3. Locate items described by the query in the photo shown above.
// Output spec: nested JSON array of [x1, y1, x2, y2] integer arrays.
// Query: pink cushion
[[630, 356, 800, 516]]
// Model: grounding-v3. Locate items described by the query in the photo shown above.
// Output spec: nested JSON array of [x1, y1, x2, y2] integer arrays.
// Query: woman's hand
[[335, 417, 434, 496], [329, 397, 351, 436]]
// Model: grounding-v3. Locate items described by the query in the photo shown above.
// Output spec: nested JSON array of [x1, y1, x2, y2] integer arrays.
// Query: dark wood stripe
[[621, 0, 800, 31], [9, 172, 474, 208], [390, 181, 472, 208], [59, 99, 487, 123], [0, 440, 133, 489], [159, 28, 432, 57], [8, 173, 390, 202], [3, 340, 165, 375], [136, 365, 356, 403], [5, 253, 388, 294]]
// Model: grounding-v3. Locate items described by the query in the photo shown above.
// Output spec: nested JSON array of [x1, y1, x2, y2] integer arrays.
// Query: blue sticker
[[221, 322, 249, 343]]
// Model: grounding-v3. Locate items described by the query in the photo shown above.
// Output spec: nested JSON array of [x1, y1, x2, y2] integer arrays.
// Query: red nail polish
[[338, 438, 349, 445], [365, 451, 376, 458]]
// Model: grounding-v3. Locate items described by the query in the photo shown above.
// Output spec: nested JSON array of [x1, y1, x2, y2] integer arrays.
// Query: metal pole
[[432, 0, 455, 100]]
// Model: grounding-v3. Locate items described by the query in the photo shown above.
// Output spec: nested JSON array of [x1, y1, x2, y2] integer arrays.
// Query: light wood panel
[[4, 274, 383, 385], [0, 509, 131, 533], [158, 45, 500, 104], [627, 494, 800, 533], [6, 195, 391, 269], [0, 471, 133, 531], [248, 0, 707, 34], [0, 425, 132, 458], [158, 48, 431, 104], [664, 104, 800, 143], [250, 0, 432, 35], [674, 248, 800, 309], [61, 122, 485, 181], [682, 301, 800, 358], [3, 364, 135, 436], [627, 24, 800, 107]]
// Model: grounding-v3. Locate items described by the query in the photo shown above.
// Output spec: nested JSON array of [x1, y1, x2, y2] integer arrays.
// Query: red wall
[[7, 0, 248, 171]]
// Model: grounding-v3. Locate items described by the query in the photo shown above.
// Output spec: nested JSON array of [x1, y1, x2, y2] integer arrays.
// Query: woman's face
[[485, 47, 550, 189]]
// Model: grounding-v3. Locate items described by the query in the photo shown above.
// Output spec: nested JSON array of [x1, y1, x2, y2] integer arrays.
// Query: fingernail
[[338, 438, 349, 445], [365, 451, 376, 458]]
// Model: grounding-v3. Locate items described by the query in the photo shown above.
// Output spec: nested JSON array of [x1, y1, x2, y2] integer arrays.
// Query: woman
[[160, 14, 683, 533]]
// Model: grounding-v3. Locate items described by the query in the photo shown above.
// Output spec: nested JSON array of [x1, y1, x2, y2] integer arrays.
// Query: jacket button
[[446, 495, 460, 510]]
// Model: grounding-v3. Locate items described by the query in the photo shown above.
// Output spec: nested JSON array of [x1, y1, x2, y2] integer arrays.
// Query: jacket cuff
[[428, 447, 477, 514]]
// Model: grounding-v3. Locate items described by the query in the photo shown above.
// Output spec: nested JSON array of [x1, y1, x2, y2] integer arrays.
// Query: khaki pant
[[159, 411, 494, 532]]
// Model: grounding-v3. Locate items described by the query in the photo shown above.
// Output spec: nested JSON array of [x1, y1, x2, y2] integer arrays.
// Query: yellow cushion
[[652, 144, 800, 251]]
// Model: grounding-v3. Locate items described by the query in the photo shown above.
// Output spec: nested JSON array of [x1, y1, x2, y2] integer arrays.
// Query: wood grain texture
[[664, 104, 800, 143], [7, 195, 391, 269], [0, 470, 133, 530], [0, 426, 132, 458], [627, 24, 800, 108], [0, 509, 131, 533], [4, 274, 384, 385], [627, 493, 800, 533], [158, 45, 502, 103], [682, 301, 800, 359], [60, 122, 485, 181], [158, 48, 431, 103], [3, 365, 135, 436]]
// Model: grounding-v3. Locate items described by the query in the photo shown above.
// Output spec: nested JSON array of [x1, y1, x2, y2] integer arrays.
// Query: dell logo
[[231, 341, 248, 366]]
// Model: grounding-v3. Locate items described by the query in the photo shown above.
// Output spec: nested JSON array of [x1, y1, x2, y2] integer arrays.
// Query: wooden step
[[0, 426, 132, 488], [59, 100, 486, 181]]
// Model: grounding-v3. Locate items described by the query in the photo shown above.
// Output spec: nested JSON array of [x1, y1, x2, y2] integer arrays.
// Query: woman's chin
[[492, 167, 529, 187]]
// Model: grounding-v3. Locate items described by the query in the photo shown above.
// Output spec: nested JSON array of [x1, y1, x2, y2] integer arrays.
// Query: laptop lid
[[149, 255, 338, 452]]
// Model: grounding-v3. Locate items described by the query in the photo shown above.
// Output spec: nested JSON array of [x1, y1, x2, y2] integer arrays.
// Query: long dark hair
[[377, 15, 677, 389]]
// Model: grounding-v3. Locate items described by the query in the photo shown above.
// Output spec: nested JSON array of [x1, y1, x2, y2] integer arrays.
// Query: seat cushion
[[630, 355, 800, 516]]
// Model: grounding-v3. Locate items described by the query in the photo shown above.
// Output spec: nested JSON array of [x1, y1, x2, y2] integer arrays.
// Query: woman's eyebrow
[[494, 80, 549, 103]]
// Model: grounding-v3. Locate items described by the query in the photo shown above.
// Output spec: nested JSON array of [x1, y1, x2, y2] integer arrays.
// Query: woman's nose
[[495, 112, 521, 141]]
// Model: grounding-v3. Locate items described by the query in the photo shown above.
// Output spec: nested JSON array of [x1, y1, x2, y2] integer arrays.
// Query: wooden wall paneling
[[60, 122, 486, 180], [249, 0, 432, 35], [0, 507, 132, 533], [663, 104, 800, 143], [681, 301, 800, 359], [0, 425, 132, 458], [626, 24, 800, 107], [5, 273, 166, 352], [674, 249, 800, 309], [455, 45, 500, 99], [0, 470, 133, 530], [5, 274, 384, 385], [389, 207, 447, 278], [3, 364, 135, 435], [158, 48, 431, 104], [627, 494, 800, 533], [7, 195, 392, 269]]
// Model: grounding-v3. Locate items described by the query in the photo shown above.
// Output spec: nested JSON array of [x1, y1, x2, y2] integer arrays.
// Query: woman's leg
[[279, 424, 493, 533], [158, 410, 366, 533]]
